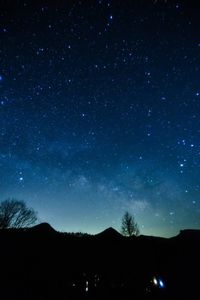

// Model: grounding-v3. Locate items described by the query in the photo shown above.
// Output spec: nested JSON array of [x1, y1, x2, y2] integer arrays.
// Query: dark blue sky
[[0, 0, 200, 236]]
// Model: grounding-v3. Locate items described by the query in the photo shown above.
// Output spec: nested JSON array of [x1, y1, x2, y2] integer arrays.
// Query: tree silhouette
[[0, 199, 37, 229], [121, 211, 140, 236]]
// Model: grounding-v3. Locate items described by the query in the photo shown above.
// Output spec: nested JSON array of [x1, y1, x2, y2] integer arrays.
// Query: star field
[[0, 0, 200, 236]]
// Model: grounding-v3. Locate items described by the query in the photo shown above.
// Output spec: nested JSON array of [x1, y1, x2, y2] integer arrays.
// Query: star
[[0, 0, 199, 238]]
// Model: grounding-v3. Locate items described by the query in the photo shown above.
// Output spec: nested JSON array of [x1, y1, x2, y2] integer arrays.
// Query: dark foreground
[[0, 223, 200, 299]]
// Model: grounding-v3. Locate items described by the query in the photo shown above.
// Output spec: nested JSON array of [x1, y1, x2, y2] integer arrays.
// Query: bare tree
[[0, 199, 37, 229], [121, 211, 140, 236]]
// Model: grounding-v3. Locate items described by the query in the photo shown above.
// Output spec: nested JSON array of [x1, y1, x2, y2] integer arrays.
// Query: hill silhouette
[[95, 226, 123, 239], [173, 228, 200, 241], [28, 222, 57, 234], [0, 223, 199, 300]]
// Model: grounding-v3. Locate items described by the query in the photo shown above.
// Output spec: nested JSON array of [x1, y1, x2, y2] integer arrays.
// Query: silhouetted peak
[[29, 222, 57, 233], [177, 229, 200, 240], [138, 234, 165, 239], [95, 227, 123, 239]]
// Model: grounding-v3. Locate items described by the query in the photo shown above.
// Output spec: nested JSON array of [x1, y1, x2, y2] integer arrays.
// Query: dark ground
[[0, 223, 199, 299]]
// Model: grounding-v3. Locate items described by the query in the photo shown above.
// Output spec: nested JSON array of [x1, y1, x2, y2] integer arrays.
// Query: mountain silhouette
[[170, 229, 200, 245], [177, 228, 200, 239], [0, 224, 200, 299], [95, 227, 123, 239], [28, 222, 57, 234]]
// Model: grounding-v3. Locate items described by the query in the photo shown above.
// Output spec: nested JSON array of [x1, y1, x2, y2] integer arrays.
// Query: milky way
[[0, 1, 200, 236]]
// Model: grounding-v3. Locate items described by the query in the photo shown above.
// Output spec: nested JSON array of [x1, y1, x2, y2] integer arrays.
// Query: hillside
[[0, 224, 199, 299]]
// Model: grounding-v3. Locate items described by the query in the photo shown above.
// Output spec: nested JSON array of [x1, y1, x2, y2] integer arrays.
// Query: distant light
[[153, 277, 158, 286], [85, 280, 89, 292], [0, 75, 3, 81], [159, 279, 165, 288], [152, 276, 165, 289]]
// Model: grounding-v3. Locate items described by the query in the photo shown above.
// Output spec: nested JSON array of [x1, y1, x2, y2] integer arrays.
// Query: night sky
[[1, 0, 200, 237]]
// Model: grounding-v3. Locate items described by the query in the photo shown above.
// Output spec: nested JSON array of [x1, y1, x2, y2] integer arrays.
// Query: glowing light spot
[[153, 277, 158, 285], [159, 279, 165, 288], [85, 280, 89, 292], [153, 276, 165, 288]]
